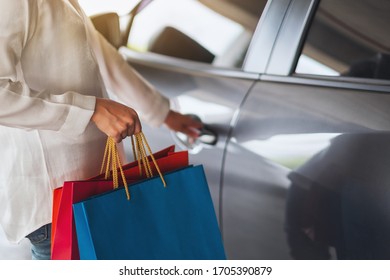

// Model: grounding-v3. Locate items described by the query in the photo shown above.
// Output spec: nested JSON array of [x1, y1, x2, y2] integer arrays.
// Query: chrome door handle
[[171, 115, 218, 153], [198, 126, 218, 146]]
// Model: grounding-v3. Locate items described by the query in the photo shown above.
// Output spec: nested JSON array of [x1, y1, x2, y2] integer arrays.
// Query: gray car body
[[117, 0, 390, 259]]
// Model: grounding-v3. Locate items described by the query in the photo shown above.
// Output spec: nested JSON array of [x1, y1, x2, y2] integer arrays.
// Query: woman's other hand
[[164, 110, 203, 138]]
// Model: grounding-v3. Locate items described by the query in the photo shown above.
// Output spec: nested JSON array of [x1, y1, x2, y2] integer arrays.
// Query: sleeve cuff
[[58, 94, 96, 137]]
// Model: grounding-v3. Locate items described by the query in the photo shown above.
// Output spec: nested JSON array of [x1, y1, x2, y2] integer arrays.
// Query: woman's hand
[[164, 110, 203, 138], [91, 98, 142, 143]]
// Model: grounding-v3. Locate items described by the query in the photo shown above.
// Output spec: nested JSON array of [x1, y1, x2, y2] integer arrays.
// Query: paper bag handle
[[100, 132, 166, 200]]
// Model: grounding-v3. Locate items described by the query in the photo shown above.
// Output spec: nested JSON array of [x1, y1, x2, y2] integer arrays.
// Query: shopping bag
[[73, 165, 226, 260], [51, 180, 116, 260], [51, 143, 188, 260]]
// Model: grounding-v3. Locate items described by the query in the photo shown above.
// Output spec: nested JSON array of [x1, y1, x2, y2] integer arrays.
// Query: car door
[[223, 0, 390, 260], [123, 55, 256, 220], [119, 0, 268, 228]]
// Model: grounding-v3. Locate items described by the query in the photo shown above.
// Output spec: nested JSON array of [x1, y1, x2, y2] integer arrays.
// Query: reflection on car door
[[224, 0, 390, 260], [223, 79, 390, 259]]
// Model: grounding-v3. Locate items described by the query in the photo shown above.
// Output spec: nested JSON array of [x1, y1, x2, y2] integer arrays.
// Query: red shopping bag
[[51, 145, 188, 260]]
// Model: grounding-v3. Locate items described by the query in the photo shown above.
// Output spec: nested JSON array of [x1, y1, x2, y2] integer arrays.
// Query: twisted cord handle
[[100, 132, 166, 200]]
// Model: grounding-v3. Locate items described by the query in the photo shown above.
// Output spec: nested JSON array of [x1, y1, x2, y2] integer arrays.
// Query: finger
[[182, 126, 201, 138], [126, 123, 135, 137], [111, 123, 127, 142], [133, 119, 142, 134], [188, 117, 203, 129], [113, 134, 123, 143], [106, 126, 122, 143]]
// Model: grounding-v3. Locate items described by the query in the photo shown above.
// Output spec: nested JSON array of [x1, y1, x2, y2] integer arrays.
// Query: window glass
[[127, 0, 267, 68], [295, 0, 390, 80]]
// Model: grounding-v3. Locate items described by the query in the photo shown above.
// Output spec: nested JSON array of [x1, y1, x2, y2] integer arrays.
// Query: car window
[[127, 0, 267, 68], [295, 0, 390, 80]]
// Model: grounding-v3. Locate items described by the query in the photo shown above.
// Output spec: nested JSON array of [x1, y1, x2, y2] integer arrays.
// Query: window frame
[[262, 0, 390, 92]]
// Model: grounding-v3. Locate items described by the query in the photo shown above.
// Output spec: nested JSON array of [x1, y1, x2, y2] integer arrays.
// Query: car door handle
[[197, 125, 218, 146], [172, 114, 218, 153]]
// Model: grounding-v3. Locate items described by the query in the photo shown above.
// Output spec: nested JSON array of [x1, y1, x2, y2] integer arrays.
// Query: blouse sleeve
[[0, 0, 96, 137]]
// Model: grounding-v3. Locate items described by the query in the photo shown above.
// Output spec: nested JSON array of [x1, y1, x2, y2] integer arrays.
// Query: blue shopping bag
[[73, 165, 226, 260]]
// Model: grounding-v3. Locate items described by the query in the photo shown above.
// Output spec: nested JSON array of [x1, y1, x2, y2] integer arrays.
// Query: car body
[[86, 0, 390, 260]]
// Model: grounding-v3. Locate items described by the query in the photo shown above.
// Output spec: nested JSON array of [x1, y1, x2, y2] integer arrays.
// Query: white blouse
[[0, 0, 170, 243]]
